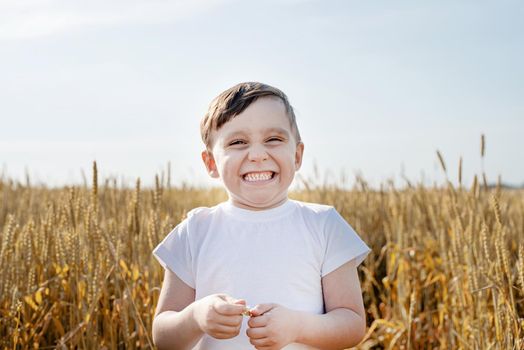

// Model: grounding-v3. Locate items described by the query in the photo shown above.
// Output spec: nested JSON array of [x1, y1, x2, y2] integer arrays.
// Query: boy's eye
[[229, 140, 246, 146], [266, 137, 283, 143]]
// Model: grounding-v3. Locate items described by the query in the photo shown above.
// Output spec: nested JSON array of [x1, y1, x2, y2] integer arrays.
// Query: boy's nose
[[247, 145, 269, 162]]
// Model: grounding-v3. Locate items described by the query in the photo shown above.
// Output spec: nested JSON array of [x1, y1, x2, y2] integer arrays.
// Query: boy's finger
[[222, 295, 247, 305], [246, 326, 266, 339], [247, 314, 268, 328], [215, 313, 243, 327], [231, 300, 253, 317], [214, 300, 249, 315], [249, 303, 276, 317]]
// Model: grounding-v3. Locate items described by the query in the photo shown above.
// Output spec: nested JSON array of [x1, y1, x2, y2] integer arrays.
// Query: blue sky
[[1, 0, 523, 188]]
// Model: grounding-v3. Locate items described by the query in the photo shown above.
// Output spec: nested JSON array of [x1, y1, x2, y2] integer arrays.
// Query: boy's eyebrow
[[222, 131, 246, 141], [224, 127, 290, 140], [266, 127, 291, 137]]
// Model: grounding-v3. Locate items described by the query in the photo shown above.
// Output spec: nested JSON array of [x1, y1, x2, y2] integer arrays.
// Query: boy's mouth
[[242, 171, 276, 182]]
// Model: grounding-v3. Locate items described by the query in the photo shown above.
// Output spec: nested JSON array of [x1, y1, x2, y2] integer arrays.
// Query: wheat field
[[1, 148, 523, 348]]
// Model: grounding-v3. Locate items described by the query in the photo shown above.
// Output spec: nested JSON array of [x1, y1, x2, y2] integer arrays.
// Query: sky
[[1, 0, 523, 189]]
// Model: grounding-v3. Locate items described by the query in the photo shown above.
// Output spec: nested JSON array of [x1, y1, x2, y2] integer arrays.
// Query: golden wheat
[[0, 156, 523, 348]]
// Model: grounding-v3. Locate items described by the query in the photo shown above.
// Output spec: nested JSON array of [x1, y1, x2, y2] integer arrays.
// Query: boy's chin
[[231, 195, 287, 210]]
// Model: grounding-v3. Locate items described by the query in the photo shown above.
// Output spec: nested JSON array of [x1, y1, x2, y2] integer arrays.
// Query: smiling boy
[[152, 82, 371, 349], [201, 90, 303, 211]]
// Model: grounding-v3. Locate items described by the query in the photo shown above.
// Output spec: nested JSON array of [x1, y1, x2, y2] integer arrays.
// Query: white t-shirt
[[153, 198, 371, 350]]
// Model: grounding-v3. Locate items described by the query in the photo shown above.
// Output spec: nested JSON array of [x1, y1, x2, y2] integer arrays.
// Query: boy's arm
[[153, 268, 248, 349], [247, 258, 366, 350], [298, 258, 366, 348], [152, 268, 203, 349]]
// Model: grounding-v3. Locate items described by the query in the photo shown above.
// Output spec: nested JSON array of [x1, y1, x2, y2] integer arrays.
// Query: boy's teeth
[[244, 172, 273, 182]]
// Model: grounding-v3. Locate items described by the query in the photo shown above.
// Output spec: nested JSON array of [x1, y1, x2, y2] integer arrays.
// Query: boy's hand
[[246, 303, 302, 350], [193, 294, 246, 339]]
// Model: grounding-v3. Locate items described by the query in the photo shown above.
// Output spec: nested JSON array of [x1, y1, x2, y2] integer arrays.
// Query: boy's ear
[[294, 142, 304, 171], [202, 150, 219, 178]]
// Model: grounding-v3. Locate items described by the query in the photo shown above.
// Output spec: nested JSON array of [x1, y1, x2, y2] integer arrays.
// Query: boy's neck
[[228, 196, 289, 211]]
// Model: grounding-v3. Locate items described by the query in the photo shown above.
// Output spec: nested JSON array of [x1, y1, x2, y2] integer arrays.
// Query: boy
[[152, 82, 371, 349]]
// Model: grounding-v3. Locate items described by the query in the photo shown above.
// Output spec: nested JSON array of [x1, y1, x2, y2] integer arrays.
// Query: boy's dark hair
[[200, 82, 302, 149]]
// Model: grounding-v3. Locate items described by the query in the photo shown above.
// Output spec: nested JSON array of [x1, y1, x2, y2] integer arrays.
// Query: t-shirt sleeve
[[152, 218, 195, 288], [321, 208, 371, 277]]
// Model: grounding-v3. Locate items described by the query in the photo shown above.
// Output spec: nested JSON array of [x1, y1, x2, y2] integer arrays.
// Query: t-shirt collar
[[221, 198, 296, 222]]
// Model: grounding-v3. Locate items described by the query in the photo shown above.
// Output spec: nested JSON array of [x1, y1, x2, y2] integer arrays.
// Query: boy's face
[[202, 97, 304, 211]]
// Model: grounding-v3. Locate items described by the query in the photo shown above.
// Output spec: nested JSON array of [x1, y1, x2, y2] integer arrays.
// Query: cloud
[[0, 0, 230, 40]]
